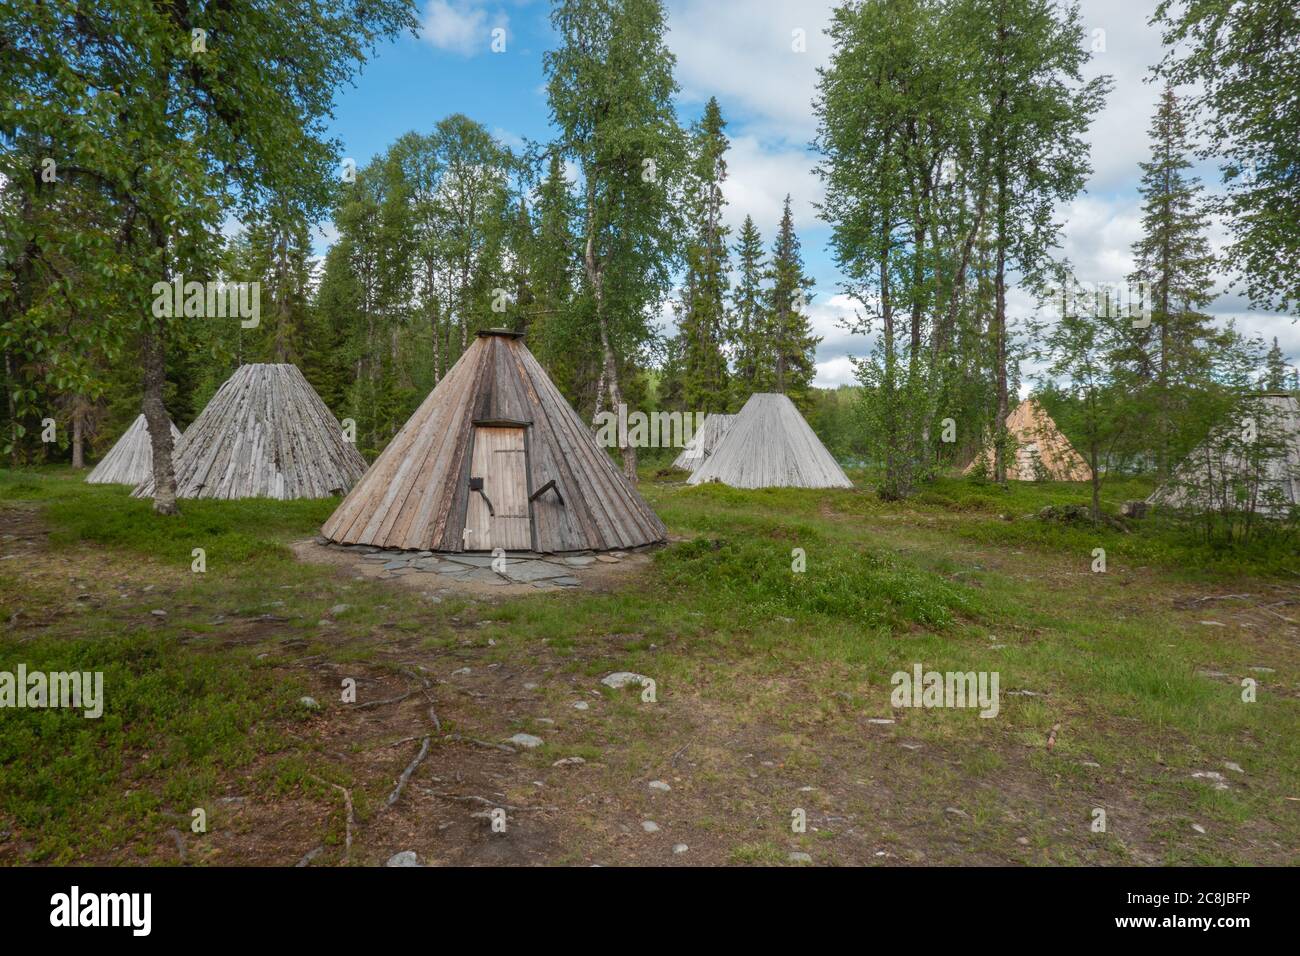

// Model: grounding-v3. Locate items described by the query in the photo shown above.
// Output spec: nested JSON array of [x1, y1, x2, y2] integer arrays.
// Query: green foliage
[[1153, 0, 1300, 311]]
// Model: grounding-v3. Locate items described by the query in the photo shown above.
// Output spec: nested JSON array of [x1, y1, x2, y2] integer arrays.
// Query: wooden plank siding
[[131, 364, 367, 501], [320, 330, 667, 553], [688, 392, 852, 490], [86, 414, 182, 485]]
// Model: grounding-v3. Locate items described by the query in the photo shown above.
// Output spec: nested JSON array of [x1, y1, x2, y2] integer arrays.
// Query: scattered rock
[[944, 807, 969, 819], [552, 756, 585, 767], [506, 733, 543, 749], [329, 603, 351, 615], [1190, 771, 1229, 790], [1191, 823, 1206, 834], [648, 780, 671, 793], [641, 821, 660, 833], [150, 609, 167, 618], [450, 667, 471, 677], [1198, 621, 1226, 628], [1224, 761, 1244, 774], [788, 852, 812, 864], [672, 843, 688, 855], [866, 718, 895, 725], [298, 696, 320, 711], [602, 671, 651, 690], [563, 555, 596, 567], [385, 851, 421, 867], [572, 701, 589, 711]]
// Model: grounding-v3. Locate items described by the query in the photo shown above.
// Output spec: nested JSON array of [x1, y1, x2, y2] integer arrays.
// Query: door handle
[[529, 479, 565, 507], [469, 476, 495, 516]]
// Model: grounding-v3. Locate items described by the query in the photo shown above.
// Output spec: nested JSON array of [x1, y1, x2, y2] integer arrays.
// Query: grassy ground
[[1, 466, 1296, 866]]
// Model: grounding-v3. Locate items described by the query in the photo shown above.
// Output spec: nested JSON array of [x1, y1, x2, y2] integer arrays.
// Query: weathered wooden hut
[[688, 392, 852, 489], [1147, 393, 1300, 516], [963, 398, 1092, 482], [132, 364, 366, 500], [672, 413, 735, 473], [320, 330, 667, 553], [86, 414, 182, 485]]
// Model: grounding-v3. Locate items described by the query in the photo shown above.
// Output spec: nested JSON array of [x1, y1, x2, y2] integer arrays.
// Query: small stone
[[536, 717, 555, 725], [866, 718, 895, 725], [150, 609, 167, 618], [330, 604, 351, 615], [1016, 837, 1030, 845], [572, 701, 589, 711], [385, 851, 421, 867], [641, 821, 659, 833], [1248, 666, 1275, 673], [1080, 761, 1101, 768], [563, 556, 596, 567], [788, 852, 812, 864], [1190, 771, 1229, 790], [523, 682, 539, 690], [648, 780, 671, 792], [552, 756, 585, 767], [944, 807, 969, 819], [1191, 823, 1206, 834], [551, 576, 581, 587], [450, 667, 471, 677], [1196, 669, 1229, 679], [1224, 761, 1244, 774], [506, 733, 543, 749], [317, 619, 334, 628], [1198, 620, 1226, 627], [672, 843, 688, 855], [899, 742, 923, 751], [602, 671, 650, 690], [299, 696, 320, 711]]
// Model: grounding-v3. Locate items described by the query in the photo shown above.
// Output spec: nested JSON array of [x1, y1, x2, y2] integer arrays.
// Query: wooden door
[[465, 426, 532, 551]]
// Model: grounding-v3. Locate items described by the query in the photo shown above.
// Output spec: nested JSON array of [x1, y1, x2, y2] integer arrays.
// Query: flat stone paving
[[322, 541, 628, 589]]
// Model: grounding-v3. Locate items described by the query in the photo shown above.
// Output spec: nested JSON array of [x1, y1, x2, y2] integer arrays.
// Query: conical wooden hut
[[1147, 393, 1300, 516], [86, 414, 182, 485], [687, 393, 851, 489], [672, 413, 735, 472], [132, 364, 366, 500], [321, 330, 666, 553], [963, 398, 1091, 481]]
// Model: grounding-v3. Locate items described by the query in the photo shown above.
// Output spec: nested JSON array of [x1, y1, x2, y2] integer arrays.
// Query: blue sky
[[322, 0, 1297, 389]]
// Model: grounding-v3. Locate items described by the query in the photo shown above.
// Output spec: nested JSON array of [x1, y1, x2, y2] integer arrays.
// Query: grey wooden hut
[[1147, 393, 1300, 516], [321, 330, 667, 553], [672, 413, 735, 473], [86, 414, 182, 485], [688, 392, 852, 489], [132, 364, 366, 500]]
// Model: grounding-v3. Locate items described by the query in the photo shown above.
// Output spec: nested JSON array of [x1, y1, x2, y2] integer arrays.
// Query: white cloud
[[667, 0, 833, 144], [422, 1, 506, 57], [721, 135, 823, 232]]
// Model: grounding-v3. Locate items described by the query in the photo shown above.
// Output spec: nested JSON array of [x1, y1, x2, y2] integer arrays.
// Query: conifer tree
[[679, 97, 731, 413]]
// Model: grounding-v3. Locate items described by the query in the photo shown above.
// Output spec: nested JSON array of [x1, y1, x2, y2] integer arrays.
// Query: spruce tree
[[679, 97, 731, 413], [764, 196, 819, 406], [728, 215, 767, 405], [1123, 86, 1223, 476]]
